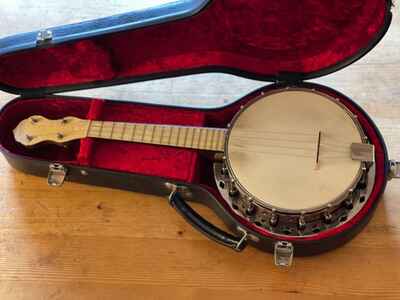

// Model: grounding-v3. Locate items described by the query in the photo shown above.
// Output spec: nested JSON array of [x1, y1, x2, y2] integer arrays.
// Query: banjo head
[[216, 88, 374, 236]]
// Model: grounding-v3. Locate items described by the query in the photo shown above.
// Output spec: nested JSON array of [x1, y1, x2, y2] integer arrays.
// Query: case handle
[[169, 188, 247, 252]]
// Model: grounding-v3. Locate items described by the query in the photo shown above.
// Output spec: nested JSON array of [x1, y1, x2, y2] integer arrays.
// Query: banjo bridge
[[351, 143, 375, 162]]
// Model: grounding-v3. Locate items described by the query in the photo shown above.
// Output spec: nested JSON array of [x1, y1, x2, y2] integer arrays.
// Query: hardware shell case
[[0, 0, 396, 261]]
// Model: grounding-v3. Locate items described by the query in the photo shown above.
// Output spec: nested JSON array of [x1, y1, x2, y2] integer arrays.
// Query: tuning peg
[[31, 117, 40, 124]]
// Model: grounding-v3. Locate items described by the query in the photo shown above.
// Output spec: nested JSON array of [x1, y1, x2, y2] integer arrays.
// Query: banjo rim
[[223, 87, 368, 215]]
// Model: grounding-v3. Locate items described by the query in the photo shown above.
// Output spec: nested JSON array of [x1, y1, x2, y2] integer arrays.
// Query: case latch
[[389, 160, 400, 180], [48, 163, 67, 187], [36, 29, 53, 45], [274, 241, 294, 267]]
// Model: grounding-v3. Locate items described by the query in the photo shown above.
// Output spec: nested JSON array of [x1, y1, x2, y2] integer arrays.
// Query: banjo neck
[[87, 120, 226, 151], [13, 116, 227, 152]]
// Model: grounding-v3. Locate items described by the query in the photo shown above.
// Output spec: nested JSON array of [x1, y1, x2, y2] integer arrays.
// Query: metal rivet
[[323, 211, 333, 224], [270, 213, 279, 227], [229, 183, 239, 197], [245, 201, 256, 216], [37, 29, 53, 44], [345, 199, 354, 210], [80, 170, 89, 176]]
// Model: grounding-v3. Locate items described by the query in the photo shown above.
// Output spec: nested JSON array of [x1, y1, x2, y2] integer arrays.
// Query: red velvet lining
[[0, 0, 389, 90]]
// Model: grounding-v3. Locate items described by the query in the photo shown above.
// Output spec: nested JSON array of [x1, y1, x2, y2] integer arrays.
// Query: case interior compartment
[[0, 84, 387, 206]]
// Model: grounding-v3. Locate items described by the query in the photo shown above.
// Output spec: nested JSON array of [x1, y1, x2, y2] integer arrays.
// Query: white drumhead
[[227, 90, 363, 213]]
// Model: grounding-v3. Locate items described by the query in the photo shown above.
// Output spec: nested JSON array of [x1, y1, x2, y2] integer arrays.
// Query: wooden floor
[[0, 2, 400, 300]]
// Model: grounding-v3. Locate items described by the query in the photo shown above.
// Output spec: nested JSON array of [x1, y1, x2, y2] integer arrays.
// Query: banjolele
[[13, 88, 378, 264]]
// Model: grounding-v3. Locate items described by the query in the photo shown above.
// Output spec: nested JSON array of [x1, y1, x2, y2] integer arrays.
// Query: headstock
[[13, 115, 90, 147]]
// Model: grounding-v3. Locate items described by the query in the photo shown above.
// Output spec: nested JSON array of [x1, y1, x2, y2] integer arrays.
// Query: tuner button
[[31, 117, 39, 124], [61, 118, 69, 124], [57, 133, 64, 140], [26, 135, 34, 142]]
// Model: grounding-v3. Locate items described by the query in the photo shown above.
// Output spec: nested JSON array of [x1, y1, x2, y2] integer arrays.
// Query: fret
[[115, 122, 123, 140], [216, 130, 222, 151], [192, 128, 197, 148], [210, 129, 216, 150], [101, 122, 109, 138], [176, 127, 181, 146], [110, 122, 115, 139], [131, 124, 137, 142], [197, 128, 202, 149], [216, 130, 221, 150], [219, 130, 226, 150], [190, 127, 195, 148], [122, 123, 131, 141], [167, 126, 173, 145], [90, 122, 101, 137], [88, 121, 96, 137], [160, 126, 165, 145], [121, 122, 127, 140], [99, 121, 104, 138], [106, 122, 114, 139], [141, 125, 147, 142], [150, 125, 156, 143], [198, 128, 203, 149], [204, 129, 210, 150], [183, 127, 189, 148]]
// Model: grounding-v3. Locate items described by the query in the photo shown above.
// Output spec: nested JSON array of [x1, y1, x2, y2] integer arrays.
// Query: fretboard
[[87, 121, 226, 152]]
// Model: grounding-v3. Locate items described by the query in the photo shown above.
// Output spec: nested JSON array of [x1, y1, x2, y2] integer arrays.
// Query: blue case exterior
[[0, 0, 210, 56]]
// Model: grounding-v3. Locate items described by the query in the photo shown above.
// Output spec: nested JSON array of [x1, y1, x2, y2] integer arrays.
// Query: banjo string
[[231, 137, 353, 153], [235, 134, 352, 147], [229, 147, 350, 159]]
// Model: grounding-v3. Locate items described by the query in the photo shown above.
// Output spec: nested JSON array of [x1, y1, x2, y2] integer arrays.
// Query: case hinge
[[36, 29, 53, 45], [276, 72, 305, 85], [48, 163, 68, 187], [274, 241, 294, 267], [389, 160, 400, 180]]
